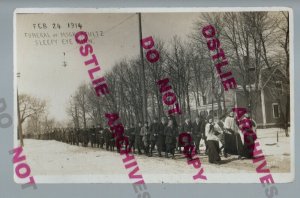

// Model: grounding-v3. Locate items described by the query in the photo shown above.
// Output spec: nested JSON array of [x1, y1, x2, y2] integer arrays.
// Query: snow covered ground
[[21, 128, 293, 183]]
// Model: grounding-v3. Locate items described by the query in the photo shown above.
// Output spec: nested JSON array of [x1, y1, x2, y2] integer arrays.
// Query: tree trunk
[[186, 85, 191, 119]]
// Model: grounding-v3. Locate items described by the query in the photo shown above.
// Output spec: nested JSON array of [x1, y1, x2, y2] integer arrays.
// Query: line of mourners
[[29, 111, 257, 163], [29, 26, 259, 163]]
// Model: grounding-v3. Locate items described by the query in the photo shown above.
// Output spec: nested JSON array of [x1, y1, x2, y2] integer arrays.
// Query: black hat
[[206, 115, 213, 120]]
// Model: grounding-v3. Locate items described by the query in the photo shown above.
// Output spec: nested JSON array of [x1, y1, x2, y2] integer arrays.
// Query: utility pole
[[17, 72, 24, 147], [138, 13, 147, 123], [244, 56, 255, 116], [211, 64, 215, 122]]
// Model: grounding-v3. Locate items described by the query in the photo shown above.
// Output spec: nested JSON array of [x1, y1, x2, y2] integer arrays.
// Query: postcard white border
[[13, 7, 294, 184]]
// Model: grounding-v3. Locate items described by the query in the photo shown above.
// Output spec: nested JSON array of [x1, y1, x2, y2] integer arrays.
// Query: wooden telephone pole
[[17, 72, 24, 146], [138, 13, 147, 123]]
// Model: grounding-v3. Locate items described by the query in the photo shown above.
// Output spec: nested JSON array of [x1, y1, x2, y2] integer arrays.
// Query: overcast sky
[[16, 12, 202, 121]]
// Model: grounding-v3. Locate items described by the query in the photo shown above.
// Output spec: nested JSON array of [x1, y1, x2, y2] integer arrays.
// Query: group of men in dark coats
[[31, 112, 257, 162], [32, 115, 208, 159], [35, 126, 116, 151], [125, 116, 208, 159]]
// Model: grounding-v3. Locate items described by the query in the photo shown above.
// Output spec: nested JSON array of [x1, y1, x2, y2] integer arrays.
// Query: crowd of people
[[29, 112, 257, 164]]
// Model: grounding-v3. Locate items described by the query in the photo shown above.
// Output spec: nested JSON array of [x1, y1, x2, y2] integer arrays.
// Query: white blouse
[[205, 122, 223, 141]]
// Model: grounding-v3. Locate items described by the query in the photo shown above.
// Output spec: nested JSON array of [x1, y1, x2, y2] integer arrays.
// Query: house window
[[272, 103, 280, 118], [275, 81, 283, 95]]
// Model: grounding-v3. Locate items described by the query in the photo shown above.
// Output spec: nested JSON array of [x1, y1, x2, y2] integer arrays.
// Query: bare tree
[[66, 95, 80, 128], [276, 11, 290, 135], [65, 11, 290, 131], [74, 83, 89, 129], [190, 13, 225, 118], [19, 94, 47, 141]]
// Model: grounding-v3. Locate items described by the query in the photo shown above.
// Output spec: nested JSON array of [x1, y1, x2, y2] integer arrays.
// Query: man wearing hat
[[157, 117, 167, 157], [134, 122, 143, 154], [164, 119, 178, 158], [179, 116, 193, 152], [192, 116, 204, 154], [149, 117, 160, 157], [127, 124, 136, 152], [140, 122, 150, 155], [89, 125, 97, 148]]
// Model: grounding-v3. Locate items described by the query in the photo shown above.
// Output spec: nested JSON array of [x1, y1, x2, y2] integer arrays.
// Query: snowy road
[[21, 128, 292, 183]]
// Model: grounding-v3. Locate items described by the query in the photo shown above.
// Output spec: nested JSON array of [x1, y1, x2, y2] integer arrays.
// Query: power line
[[104, 14, 136, 34]]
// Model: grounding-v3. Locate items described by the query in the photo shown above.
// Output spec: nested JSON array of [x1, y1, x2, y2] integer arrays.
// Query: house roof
[[228, 65, 286, 91], [259, 66, 287, 89]]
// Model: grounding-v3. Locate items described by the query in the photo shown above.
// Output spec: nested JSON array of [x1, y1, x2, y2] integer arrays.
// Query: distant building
[[192, 66, 289, 128]]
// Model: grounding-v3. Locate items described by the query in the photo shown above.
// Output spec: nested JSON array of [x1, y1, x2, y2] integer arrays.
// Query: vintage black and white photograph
[[14, 8, 294, 183]]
